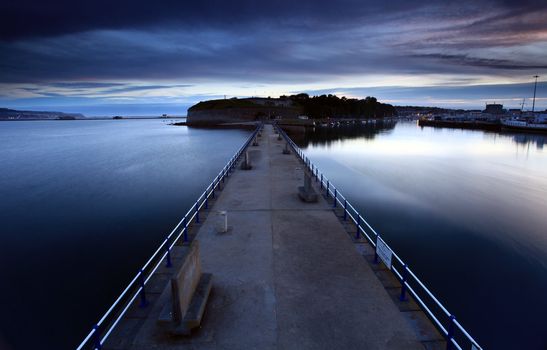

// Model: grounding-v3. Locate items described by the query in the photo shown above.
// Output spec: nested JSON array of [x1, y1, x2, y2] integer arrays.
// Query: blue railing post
[[165, 245, 172, 268], [205, 195, 209, 210], [374, 234, 379, 263], [93, 324, 102, 350], [195, 201, 200, 223], [355, 215, 361, 239], [400, 264, 408, 301], [183, 217, 188, 243], [326, 181, 329, 197], [222, 171, 226, 183], [315, 168, 318, 181], [343, 200, 347, 221], [446, 315, 456, 350], [320, 174, 323, 189], [139, 269, 148, 307], [212, 180, 216, 199], [333, 189, 337, 207]]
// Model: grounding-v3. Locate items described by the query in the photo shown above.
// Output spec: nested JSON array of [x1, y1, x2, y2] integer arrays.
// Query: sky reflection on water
[[0, 120, 251, 350], [292, 121, 547, 349]]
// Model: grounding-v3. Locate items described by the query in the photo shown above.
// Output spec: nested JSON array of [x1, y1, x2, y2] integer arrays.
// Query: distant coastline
[[0, 107, 84, 120], [0, 108, 186, 121]]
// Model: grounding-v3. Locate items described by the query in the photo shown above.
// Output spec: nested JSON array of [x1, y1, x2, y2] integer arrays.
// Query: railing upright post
[[343, 200, 347, 221], [333, 189, 337, 207], [399, 264, 408, 301], [374, 234, 379, 263], [183, 217, 188, 243], [355, 215, 360, 239], [320, 174, 323, 189], [326, 181, 329, 197], [315, 168, 318, 181], [205, 194, 209, 209], [165, 245, 172, 267], [195, 201, 200, 223], [139, 269, 148, 307], [212, 180, 216, 199], [93, 324, 102, 350], [446, 315, 456, 350]]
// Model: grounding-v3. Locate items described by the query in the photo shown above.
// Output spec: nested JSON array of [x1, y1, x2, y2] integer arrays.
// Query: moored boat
[[501, 114, 547, 133]]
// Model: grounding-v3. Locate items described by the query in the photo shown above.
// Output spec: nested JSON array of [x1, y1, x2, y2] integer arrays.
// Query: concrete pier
[[105, 125, 443, 350]]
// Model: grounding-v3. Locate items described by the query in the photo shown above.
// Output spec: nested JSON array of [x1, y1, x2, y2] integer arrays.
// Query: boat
[[501, 114, 547, 133], [501, 75, 546, 133]]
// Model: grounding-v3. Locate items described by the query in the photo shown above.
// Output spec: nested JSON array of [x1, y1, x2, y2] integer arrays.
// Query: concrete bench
[[157, 241, 213, 335]]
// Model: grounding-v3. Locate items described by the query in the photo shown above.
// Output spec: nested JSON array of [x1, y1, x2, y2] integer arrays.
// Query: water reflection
[[283, 119, 397, 147], [0, 120, 251, 350], [290, 120, 547, 151], [507, 133, 546, 150], [289, 121, 547, 350]]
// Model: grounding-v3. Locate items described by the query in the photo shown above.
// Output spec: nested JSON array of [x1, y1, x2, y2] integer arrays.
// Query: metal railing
[[276, 125, 482, 350], [76, 124, 261, 350]]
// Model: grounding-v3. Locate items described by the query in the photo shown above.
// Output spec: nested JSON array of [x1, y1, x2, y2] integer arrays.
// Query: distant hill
[[0, 108, 85, 120], [187, 94, 396, 126], [187, 97, 301, 125]]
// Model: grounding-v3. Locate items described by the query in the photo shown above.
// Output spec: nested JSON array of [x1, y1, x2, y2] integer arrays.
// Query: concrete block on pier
[[157, 241, 213, 335], [282, 142, 290, 154], [298, 171, 318, 203], [215, 210, 228, 233], [240, 151, 252, 170]]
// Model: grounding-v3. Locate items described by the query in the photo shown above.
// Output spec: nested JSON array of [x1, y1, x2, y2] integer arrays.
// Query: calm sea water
[[0, 120, 251, 350], [289, 121, 547, 350]]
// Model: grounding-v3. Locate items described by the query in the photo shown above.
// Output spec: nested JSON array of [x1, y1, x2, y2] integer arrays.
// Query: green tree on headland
[[189, 93, 396, 119], [285, 94, 396, 119]]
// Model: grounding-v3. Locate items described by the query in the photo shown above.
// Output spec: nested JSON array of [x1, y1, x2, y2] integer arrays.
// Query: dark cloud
[[0, 0, 415, 40], [2, 0, 547, 41], [413, 54, 547, 70], [1, 0, 546, 109]]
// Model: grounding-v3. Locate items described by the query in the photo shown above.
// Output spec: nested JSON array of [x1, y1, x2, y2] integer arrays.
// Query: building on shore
[[483, 103, 505, 115]]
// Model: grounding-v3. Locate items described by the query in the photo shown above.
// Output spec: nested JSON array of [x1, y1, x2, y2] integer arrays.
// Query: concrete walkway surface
[[105, 125, 442, 350]]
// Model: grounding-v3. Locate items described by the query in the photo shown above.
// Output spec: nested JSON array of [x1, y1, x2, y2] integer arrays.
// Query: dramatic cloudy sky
[[1, 0, 546, 115]]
